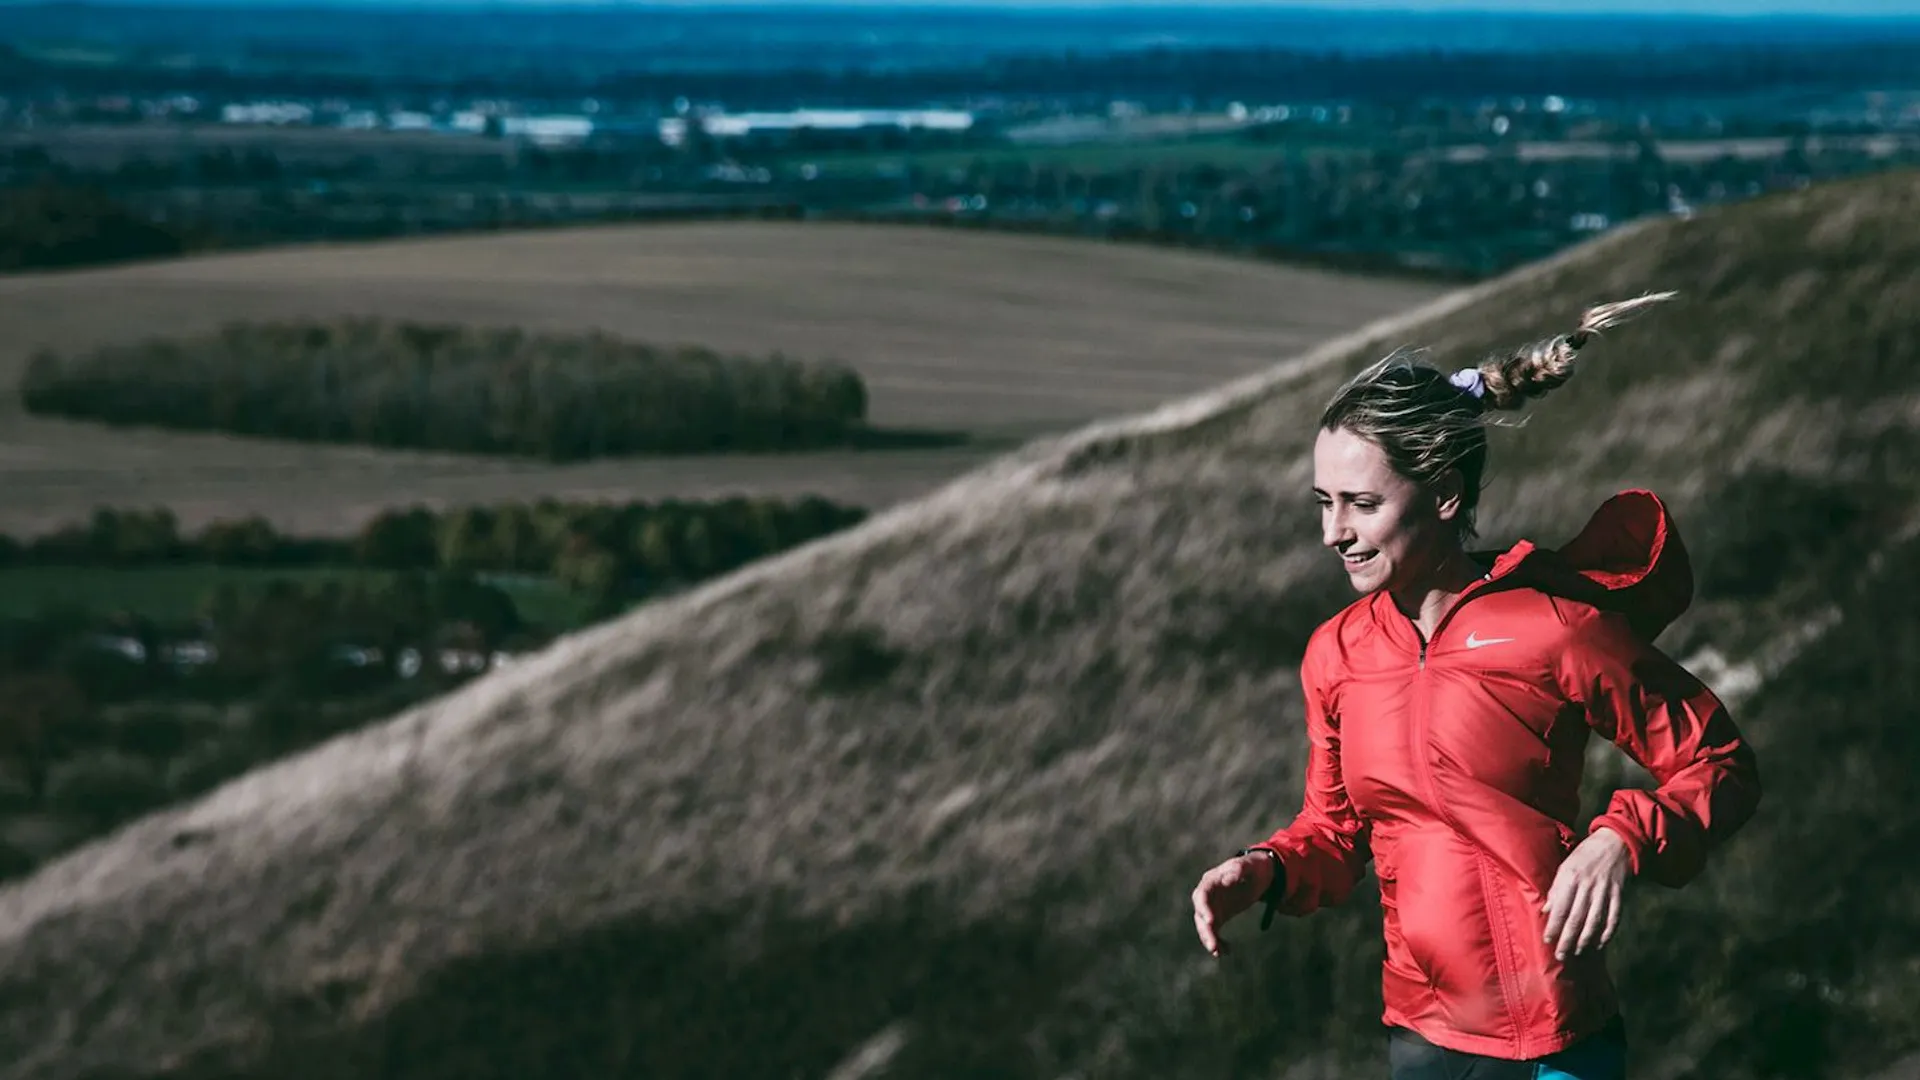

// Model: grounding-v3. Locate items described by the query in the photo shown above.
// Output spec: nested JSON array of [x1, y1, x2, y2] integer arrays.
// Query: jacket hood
[[1485, 489, 1695, 641]]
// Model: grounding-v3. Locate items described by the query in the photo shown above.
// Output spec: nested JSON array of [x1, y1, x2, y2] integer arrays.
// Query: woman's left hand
[[1542, 827, 1633, 961]]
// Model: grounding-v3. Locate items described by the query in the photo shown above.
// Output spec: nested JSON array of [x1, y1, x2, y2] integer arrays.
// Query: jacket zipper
[[1405, 572, 1527, 1036], [1417, 573, 1501, 662], [1405, 573, 1522, 830], [1409, 649, 1452, 828]]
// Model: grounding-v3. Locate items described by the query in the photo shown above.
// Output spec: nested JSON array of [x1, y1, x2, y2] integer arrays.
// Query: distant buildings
[[206, 99, 979, 152], [497, 116, 596, 146], [215, 100, 602, 148], [218, 101, 315, 126], [657, 108, 976, 148]]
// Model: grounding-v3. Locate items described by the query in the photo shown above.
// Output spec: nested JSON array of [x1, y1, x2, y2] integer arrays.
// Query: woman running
[[1189, 294, 1761, 1080]]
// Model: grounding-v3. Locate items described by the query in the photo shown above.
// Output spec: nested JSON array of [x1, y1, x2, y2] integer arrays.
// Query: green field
[[0, 565, 593, 628]]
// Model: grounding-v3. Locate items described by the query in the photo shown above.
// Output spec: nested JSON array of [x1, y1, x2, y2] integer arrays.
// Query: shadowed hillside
[[2, 170, 1919, 1080]]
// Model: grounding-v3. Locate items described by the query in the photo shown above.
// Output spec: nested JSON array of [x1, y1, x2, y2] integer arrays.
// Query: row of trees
[[13, 493, 867, 595], [0, 184, 201, 272], [20, 318, 874, 460], [356, 494, 865, 590]]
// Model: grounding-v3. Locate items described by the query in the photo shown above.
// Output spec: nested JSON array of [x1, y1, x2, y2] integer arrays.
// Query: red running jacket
[[1248, 490, 1761, 1060]]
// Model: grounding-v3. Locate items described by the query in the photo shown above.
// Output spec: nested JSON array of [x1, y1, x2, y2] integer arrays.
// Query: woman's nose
[[1322, 509, 1351, 548]]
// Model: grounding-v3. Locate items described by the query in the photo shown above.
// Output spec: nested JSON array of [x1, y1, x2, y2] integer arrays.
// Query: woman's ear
[[1434, 469, 1465, 523]]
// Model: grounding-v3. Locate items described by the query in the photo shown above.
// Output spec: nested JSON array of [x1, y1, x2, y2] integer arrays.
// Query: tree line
[[352, 493, 866, 599], [12, 493, 867, 598], [20, 318, 874, 461], [0, 184, 201, 272]]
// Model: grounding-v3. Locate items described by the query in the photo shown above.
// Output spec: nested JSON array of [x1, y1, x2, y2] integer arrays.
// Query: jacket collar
[[1366, 489, 1694, 645]]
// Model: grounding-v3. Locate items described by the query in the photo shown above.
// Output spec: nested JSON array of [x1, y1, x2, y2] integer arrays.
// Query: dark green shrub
[[43, 752, 170, 830], [109, 707, 196, 762], [164, 735, 266, 801], [250, 697, 328, 755], [0, 763, 35, 815], [0, 839, 37, 882], [0, 813, 89, 883]]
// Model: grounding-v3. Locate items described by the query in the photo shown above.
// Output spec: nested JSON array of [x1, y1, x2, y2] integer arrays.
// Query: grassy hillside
[[2, 170, 1919, 1080], [0, 220, 1438, 539]]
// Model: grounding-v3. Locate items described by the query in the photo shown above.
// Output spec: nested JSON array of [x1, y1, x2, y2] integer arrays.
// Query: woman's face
[[1312, 426, 1461, 595]]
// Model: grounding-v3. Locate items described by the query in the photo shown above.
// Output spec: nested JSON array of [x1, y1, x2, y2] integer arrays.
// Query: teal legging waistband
[[1387, 1016, 1627, 1080]]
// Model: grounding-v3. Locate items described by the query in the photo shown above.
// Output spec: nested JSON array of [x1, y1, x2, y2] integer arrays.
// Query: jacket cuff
[[1588, 815, 1647, 877]]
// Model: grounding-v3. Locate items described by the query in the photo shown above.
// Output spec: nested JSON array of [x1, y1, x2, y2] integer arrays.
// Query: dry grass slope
[[0, 221, 1438, 538], [3, 170, 1920, 1080]]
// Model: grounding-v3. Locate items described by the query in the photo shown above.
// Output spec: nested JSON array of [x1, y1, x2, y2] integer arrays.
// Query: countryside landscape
[[2, 2, 1919, 1078]]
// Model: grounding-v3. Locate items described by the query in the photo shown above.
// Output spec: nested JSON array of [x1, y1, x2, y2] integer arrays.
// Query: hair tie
[[1448, 368, 1487, 400]]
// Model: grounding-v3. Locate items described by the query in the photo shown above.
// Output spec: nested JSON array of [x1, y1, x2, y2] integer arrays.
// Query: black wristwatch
[[1236, 847, 1285, 931]]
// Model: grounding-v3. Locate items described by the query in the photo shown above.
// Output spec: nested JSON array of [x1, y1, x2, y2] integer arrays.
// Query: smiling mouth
[[1342, 551, 1378, 567]]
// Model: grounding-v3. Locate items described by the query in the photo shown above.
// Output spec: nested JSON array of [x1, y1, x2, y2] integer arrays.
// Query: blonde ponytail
[[1475, 291, 1677, 411]]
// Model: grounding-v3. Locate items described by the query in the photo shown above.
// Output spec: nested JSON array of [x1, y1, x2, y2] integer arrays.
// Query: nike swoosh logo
[[1464, 632, 1515, 649]]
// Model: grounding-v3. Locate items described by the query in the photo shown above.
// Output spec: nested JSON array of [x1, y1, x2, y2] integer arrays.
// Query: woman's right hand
[[1191, 851, 1277, 957]]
